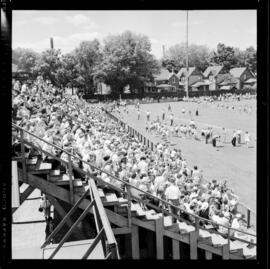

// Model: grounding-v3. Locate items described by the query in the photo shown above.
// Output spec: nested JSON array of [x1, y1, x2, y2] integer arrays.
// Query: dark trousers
[[232, 137, 236, 147], [169, 199, 180, 223]]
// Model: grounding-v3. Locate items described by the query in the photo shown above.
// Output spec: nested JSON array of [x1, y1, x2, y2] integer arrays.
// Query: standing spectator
[[237, 129, 242, 145], [170, 113, 174, 126], [146, 110, 150, 122], [162, 109, 165, 121], [231, 131, 237, 147], [244, 131, 250, 148], [165, 178, 181, 223]]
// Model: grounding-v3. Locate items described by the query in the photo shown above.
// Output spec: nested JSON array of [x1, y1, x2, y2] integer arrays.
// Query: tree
[[12, 48, 40, 79], [209, 43, 238, 72], [96, 31, 160, 94], [34, 49, 63, 86], [55, 53, 81, 93], [162, 43, 211, 72], [244, 46, 257, 73], [74, 40, 102, 94]]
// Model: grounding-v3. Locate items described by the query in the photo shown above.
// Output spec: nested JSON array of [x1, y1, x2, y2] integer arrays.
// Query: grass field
[[116, 99, 256, 212]]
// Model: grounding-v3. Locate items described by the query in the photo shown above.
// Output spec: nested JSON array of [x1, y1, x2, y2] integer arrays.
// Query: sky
[[12, 10, 257, 59]]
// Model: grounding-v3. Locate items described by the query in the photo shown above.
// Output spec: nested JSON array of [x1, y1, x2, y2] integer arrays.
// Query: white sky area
[[12, 10, 257, 59]]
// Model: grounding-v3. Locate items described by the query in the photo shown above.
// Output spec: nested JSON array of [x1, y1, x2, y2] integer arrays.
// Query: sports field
[[116, 99, 256, 212]]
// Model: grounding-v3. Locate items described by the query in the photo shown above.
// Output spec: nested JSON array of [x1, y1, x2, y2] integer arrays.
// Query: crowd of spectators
[[12, 77, 255, 243]]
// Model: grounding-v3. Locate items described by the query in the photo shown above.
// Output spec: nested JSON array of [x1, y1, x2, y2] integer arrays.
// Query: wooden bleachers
[[12, 123, 257, 260]]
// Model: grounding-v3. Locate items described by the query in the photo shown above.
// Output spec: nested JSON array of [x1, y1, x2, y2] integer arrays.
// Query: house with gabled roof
[[176, 67, 204, 91], [203, 65, 229, 90], [153, 68, 179, 92], [229, 67, 256, 90]]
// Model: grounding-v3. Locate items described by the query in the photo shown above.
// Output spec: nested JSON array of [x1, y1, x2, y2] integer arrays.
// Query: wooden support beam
[[46, 195, 80, 235], [205, 250, 213, 260], [19, 185, 35, 204], [172, 239, 180, 259], [131, 217, 155, 231], [112, 227, 131, 235], [189, 231, 198, 259], [164, 229, 189, 244], [155, 217, 164, 259], [222, 244, 230, 260], [26, 171, 128, 228], [131, 225, 140, 259], [197, 241, 223, 256]]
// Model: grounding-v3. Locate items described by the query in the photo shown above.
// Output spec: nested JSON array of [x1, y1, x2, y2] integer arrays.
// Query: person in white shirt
[[165, 179, 181, 223], [230, 213, 241, 237], [244, 131, 250, 147], [217, 212, 230, 235], [137, 157, 148, 176], [146, 111, 150, 121], [170, 113, 174, 126]]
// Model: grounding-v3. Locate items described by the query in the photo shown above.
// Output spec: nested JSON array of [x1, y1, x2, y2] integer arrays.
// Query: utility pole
[[50, 37, 54, 50], [185, 10, 189, 99]]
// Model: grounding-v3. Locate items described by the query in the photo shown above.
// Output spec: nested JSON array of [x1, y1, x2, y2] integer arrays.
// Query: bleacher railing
[[12, 123, 256, 255]]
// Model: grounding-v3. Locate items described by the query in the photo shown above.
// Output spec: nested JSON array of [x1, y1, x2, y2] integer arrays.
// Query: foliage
[[34, 49, 63, 86], [209, 43, 238, 72], [96, 31, 160, 94], [74, 39, 103, 93], [162, 43, 211, 72], [12, 48, 40, 78]]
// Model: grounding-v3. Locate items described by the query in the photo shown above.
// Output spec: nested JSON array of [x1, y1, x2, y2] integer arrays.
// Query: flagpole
[[186, 10, 189, 99]]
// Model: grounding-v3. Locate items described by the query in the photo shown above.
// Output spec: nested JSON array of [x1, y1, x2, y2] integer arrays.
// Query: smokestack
[[50, 37, 54, 49], [162, 45, 165, 58]]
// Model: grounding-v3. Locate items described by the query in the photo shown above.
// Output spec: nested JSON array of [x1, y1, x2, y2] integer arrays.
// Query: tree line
[[12, 30, 256, 95]]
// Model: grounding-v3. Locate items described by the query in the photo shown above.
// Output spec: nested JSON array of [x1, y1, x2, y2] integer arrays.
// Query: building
[[12, 63, 30, 81], [229, 67, 256, 90], [96, 82, 111, 95], [202, 65, 229, 91], [176, 67, 203, 91], [153, 68, 179, 92]]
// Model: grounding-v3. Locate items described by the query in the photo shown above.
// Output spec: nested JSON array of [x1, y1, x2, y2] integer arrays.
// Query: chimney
[[50, 37, 54, 49], [162, 45, 165, 58]]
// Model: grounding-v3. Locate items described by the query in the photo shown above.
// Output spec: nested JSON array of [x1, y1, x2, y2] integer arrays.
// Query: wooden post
[[155, 217, 164, 259], [20, 129, 27, 183], [189, 231, 198, 259], [247, 209, 251, 228], [205, 250, 213, 259], [195, 217, 200, 231], [172, 239, 180, 259], [126, 185, 132, 228], [131, 225, 140, 259], [68, 155, 74, 204], [222, 244, 230, 260]]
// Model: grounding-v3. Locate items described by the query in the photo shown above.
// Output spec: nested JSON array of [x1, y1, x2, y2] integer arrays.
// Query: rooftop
[[203, 65, 224, 78]]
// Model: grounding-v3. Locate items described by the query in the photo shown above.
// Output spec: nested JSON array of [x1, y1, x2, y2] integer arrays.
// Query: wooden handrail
[[89, 177, 118, 247], [12, 123, 256, 241]]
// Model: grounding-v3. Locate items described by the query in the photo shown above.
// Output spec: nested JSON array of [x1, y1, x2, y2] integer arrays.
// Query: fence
[[103, 109, 256, 230], [84, 88, 256, 101]]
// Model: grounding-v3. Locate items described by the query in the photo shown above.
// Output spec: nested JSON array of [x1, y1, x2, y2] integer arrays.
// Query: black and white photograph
[[2, 3, 267, 262]]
